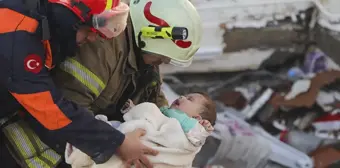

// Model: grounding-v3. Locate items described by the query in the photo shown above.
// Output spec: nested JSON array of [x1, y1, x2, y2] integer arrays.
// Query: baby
[[123, 92, 216, 146], [65, 92, 216, 167]]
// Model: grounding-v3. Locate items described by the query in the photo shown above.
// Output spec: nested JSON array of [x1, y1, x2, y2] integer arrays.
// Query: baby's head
[[170, 92, 216, 125]]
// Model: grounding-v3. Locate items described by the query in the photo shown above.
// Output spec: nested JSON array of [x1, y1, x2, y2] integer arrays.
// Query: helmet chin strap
[[137, 32, 146, 48], [71, 0, 90, 15], [70, 0, 92, 24]]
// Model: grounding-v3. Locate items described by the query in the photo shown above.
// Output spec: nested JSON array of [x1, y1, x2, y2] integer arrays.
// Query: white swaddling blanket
[[65, 102, 202, 168]]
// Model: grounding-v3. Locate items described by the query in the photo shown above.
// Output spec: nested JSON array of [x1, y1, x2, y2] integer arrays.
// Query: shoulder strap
[[24, 0, 50, 40], [23, 0, 40, 12]]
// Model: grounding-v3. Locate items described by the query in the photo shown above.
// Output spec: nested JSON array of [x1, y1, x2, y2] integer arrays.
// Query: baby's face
[[170, 93, 206, 119]]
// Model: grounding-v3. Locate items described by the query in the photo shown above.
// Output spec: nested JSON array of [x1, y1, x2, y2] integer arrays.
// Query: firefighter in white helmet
[[49, 0, 203, 167], [130, 0, 202, 67]]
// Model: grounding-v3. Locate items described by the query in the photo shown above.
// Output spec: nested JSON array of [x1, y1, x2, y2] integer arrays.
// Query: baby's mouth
[[172, 99, 180, 107]]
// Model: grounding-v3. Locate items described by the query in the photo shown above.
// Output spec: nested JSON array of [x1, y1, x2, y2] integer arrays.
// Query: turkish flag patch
[[24, 54, 43, 74]]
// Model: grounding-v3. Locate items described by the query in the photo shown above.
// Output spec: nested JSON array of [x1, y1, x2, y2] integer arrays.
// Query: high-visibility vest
[[3, 120, 62, 168], [60, 57, 106, 97]]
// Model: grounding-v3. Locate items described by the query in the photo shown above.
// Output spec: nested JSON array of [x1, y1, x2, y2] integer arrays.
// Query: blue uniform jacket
[[0, 0, 125, 163]]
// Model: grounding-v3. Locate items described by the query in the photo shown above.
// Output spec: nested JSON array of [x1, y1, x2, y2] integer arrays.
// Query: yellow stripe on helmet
[[105, 0, 113, 10]]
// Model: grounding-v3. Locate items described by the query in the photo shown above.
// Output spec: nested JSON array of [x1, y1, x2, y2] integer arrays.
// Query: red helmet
[[48, 0, 129, 38]]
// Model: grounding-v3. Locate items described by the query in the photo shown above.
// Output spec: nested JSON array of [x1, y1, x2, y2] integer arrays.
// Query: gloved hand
[[160, 107, 198, 133]]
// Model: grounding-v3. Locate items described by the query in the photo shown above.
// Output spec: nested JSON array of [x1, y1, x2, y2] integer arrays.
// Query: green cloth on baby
[[160, 106, 198, 133]]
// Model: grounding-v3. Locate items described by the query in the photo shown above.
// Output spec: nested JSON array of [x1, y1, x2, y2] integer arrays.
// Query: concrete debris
[[272, 71, 340, 108], [217, 91, 247, 110], [284, 79, 311, 100], [310, 144, 340, 168], [223, 25, 305, 53], [165, 46, 340, 168], [280, 130, 323, 154]]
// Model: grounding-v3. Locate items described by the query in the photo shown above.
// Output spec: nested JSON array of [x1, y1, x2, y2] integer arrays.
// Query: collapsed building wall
[[160, 0, 340, 74]]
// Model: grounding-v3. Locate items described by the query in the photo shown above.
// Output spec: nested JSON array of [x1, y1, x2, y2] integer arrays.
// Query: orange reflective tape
[[11, 91, 72, 130], [43, 40, 54, 69], [0, 8, 38, 34]]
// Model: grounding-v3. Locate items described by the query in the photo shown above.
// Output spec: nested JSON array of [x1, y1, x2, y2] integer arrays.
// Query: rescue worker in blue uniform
[[0, 0, 158, 166]]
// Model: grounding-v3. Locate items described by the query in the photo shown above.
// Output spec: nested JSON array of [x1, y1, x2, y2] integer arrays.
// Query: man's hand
[[199, 120, 214, 133], [116, 128, 158, 168]]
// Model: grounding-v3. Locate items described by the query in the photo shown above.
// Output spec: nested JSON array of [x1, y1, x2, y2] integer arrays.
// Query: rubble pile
[[165, 46, 340, 168]]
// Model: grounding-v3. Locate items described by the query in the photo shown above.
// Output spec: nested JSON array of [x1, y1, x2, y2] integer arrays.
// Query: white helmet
[[129, 0, 202, 67]]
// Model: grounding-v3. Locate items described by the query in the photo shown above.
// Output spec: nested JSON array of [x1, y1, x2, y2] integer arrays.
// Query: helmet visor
[[92, 2, 129, 38]]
